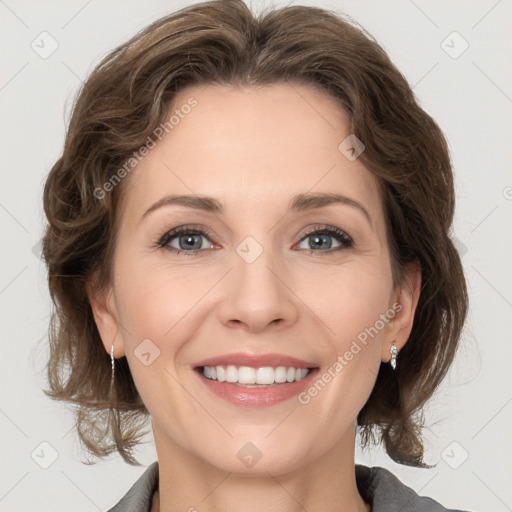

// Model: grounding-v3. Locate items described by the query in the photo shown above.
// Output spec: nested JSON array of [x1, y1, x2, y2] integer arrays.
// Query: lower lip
[[196, 369, 318, 408]]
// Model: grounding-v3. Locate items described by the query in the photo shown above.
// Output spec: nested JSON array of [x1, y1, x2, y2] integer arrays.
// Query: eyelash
[[154, 224, 353, 257]]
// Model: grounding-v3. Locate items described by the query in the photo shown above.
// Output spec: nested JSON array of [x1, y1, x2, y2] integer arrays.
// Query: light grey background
[[1, 0, 511, 511]]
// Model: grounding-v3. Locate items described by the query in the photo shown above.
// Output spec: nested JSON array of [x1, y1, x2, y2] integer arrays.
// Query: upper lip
[[194, 352, 318, 369]]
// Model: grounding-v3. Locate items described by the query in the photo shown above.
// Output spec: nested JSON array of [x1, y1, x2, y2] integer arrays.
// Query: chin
[[196, 434, 320, 477]]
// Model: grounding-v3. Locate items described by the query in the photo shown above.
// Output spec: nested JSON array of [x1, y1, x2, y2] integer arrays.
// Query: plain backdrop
[[1, 1, 511, 511]]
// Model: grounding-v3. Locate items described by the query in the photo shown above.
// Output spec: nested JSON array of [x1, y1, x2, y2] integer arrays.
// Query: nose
[[217, 248, 300, 334]]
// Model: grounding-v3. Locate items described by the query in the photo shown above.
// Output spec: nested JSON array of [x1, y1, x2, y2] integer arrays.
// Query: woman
[[41, 0, 470, 510]]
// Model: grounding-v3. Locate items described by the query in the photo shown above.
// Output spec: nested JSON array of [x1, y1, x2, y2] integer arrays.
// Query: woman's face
[[91, 82, 418, 475]]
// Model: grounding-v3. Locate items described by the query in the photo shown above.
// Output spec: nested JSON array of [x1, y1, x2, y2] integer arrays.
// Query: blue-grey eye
[[297, 227, 352, 251], [166, 231, 211, 251]]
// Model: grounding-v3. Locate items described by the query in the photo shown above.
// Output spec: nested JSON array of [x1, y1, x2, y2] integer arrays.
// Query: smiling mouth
[[196, 365, 317, 387]]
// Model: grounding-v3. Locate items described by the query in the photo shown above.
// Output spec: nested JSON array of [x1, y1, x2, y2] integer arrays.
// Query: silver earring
[[110, 344, 115, 392], [390, 343, 398, 370]]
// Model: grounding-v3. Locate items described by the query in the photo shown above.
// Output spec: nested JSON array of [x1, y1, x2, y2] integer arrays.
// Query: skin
[[88, 82, 421, 512]]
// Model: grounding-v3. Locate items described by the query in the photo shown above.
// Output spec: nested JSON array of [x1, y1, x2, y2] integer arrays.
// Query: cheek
[[300, 260, 392, 405], [308, 261, 393, 343], [112, 264, 192, 427], [111, 257, 219, 406], [115, 247, 393, 364], [108, 243, 393, 472], [114, 255, 209, 340]]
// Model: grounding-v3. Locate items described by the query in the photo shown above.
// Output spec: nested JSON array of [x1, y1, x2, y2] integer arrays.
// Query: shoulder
[[355, 464, 473, 512], [107, 461, 159, 512]]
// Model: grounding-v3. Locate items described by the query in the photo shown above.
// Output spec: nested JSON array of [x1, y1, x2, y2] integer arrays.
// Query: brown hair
[[41, 0, 468, 467]]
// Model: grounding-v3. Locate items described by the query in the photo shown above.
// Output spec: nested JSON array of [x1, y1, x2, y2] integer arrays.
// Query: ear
[[382, 261, 422, 363], [86, 275, 126, 358]]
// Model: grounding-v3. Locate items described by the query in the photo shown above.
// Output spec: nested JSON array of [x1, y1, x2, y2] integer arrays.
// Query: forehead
[[119, 82, 383, 225]]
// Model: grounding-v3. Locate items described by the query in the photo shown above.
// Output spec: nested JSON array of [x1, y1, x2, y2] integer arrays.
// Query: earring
[[390, 342, 398, 370], [110, 344, 115, 392]]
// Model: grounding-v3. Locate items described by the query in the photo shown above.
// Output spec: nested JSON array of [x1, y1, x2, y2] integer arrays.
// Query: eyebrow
[[140, 192, 372, 226]]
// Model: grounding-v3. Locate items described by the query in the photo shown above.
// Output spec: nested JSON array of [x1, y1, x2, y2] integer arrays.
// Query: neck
[[152, 423, 370, 512]]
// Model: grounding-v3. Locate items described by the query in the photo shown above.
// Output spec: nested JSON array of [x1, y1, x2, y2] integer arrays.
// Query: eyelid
[[156, 223, 353, 254], [155, 224, 218, 251], [296, 225, 353, 250], [299, 224, 351, 240]]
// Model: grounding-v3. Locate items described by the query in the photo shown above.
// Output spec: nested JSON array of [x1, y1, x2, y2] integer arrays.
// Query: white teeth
[[238, 366, 256, 384], [225, 365, 238, 383], [216, 366, 226, 382], [256, 367, 274, 385], [275, 366, 287, 383], [201, 365, 311, 385]]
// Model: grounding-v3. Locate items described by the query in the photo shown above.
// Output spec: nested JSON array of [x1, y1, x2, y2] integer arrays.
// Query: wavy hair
[[41, 0, 468, 467]]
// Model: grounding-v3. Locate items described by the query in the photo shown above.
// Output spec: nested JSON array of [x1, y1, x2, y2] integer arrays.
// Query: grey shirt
[[107, 461, 471, 511]]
